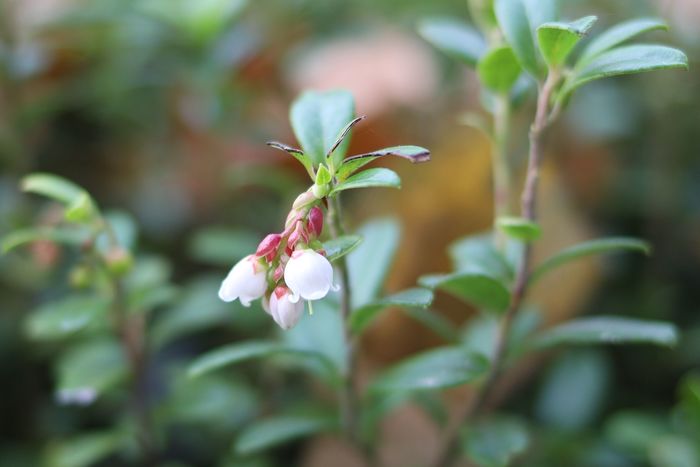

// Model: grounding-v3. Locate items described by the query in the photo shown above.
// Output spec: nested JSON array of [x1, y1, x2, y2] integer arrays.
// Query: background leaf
[[25, 295, 111, 341], [323, 235, 362, 262], [234, 413, 337, 455], [290, 90, 355, 167], [21, 173, 88, 206], [349, 288, 434, 335], [44, 431, 124, 467], [420, 271, 511, 313], [578, 17, 668, 64], [534, 317, 678, 348], [464, 416, 529, 467], [417, 18, 486, 66], [496, 216, 542, 241]]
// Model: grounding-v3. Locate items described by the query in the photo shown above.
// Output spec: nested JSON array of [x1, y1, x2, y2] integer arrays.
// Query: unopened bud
[[292, 190, 316, 210], [308, 206, 323, 237], [312, 183, 330, 199], [104, 247, 133, 277], [256, 233, 282, 258]]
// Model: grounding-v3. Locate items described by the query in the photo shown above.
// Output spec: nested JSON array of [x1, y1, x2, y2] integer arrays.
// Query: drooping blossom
[[218, 255, 268, 306], [267, 286, 305, 330], [284, 249, 336, 303]]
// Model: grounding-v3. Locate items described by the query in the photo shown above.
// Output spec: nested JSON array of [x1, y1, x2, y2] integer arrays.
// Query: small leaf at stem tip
[[537, 16, 598, 67], [417, 18, 487, 66], [532, 316, 678, 348], [496, 216, 542, 241], [322, 235, 363, 262], [478, 45, 522, 93], [326, 116, 365, 160], [315, 164, 332, 186], [337, 146, 430, 180], [330, 168, 401, 194]]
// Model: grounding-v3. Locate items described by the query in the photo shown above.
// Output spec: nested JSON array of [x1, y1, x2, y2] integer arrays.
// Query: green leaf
[[562, 44, 688, 98], [64, 192, 96, 223], [535, 350, 610, 431], [266, 141, 313, 177], [347, 218, 400, 308], [372, 346, 488, 393], [326, 116, 365, 160], [404, 307, 460, 343], [55, 338, 127, 406], [2, 227, 88, 254], [496, 216, 542, 241], [315, 164, 332, 185], [534, 317, 678, 348], [578, 18, 668, 64], [336, 145, 430, 181], [44, 431, 124, 467], [649, 436, 699, 467], [290, 90, 355, 167], [478, 45, 522, 93], [235, 413, 337, 455], [530, 237, 651, 284], [449, 232, 513, 282], [420, 271, 510, 313], [21, 172, 87, 205], [605, 411, 669, 455], [464, 416, 529, 467], [25, 295, 111, 341], [330, 168, 401, 194], [523, 0, 559, 29], [495, 0, 540, 77], [537, 16, 597, 67], [350, 288, 434, 335], [417, 18, 486, 66], [187, 340, 339, 382], [323, 235, 362, 262]]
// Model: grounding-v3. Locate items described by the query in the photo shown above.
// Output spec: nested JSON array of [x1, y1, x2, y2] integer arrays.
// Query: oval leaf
[[562, 44, 688, 98], [330, 168, 401, 194], [464, 416, 529, 467], [537, 16, 597, 67], [21, 172, 87, 205], [372, 346, 489, 393], [417, 18, 486, 66], [337, 146, 430, 181], [290, 90, 355, 167], [530, 237, 651, 284], [495, 0, 541, 77], [420, 271, 511, 313], [350, 288, 434, 335], [2, 227, 89, 254], [323, 235, 362, 262], [534, 317, 678, 348], [25, 295, 111, 341], [578, 17, 668, 64], [497, 216, 542, 241], [478, 45, 522, 93], [235, 413, 337, 455]]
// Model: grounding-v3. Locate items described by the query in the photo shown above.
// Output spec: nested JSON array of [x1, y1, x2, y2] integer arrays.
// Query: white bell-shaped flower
[[268, 287, 305, 330], [284, 249, 336, 302], [218, 255, 267, 306]]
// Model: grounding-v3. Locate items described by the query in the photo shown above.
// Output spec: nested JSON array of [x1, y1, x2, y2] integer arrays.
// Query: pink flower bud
[[287, 220, 308, 250], [273, 264, 284, 282], [256, 233, 282, 258], [308, 206, 324, 237]]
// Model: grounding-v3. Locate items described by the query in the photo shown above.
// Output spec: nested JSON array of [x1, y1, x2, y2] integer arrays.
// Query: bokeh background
[[0, 0, 698, 466]]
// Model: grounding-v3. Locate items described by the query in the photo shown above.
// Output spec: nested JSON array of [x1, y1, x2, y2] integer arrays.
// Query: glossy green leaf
[[347, 218, 400, 308], [187, 340, 338, 380], [496, 216, 542, 241], [420, 271, 510, 313], [372, 346, 488, 393], [266, 141, 313, 177], [55, 338, 127, 406], [530, 237, 651, 284], [495, 0, 540, 76], [478, 46, 522, 93], [464, 416, 529, 467], [534, 317, 678, 348], [562, 44, 688, 98], [25, 295, 111, 341], [235, 413, 337, 455], [2, 227, 88, 253], [417, 18, 486, 66], [337, 145, 430, 181], [44, 431, 124, 467], [290, 90, 355, 167], [349, 288, 434, 335], [21, 173, 87, 205], [537, 16, 597, 67], [578, 18, 668, 64], [323, 235, 362, 262], [330, 168, 401, 194]]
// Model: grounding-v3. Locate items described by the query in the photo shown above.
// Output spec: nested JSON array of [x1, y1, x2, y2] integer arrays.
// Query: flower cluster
[[218, 189, 336, 329]]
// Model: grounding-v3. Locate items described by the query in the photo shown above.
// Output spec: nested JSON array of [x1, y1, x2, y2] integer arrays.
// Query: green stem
[[326, 195, 363, 451], [432, 71, 561, 467]]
